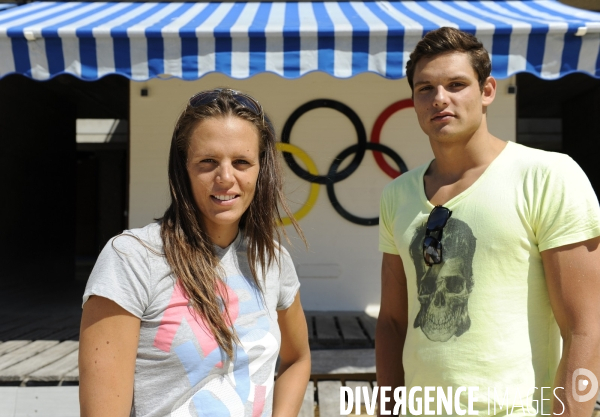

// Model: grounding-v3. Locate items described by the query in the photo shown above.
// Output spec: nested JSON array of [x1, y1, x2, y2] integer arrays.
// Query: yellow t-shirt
[[379, 141, 600, 416]]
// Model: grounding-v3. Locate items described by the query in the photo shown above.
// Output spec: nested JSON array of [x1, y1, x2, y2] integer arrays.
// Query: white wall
[[129, 73, 515, 312]]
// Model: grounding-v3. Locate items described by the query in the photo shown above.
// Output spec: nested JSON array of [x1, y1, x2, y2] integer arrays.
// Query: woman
[[79, 88, 311, 417]]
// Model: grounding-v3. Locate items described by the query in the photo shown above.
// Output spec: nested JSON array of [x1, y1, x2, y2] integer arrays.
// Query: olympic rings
[[275, 143, 320, 226], [278, 99, 409, 226], [281, 99, 367, 185], [370, 99, 414, 178], [326, 143, 408, 226]]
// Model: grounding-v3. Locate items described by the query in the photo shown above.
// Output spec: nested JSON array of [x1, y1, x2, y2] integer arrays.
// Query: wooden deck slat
[[358, 314, 377, 343], [312, 349, 375, 375], [29, 347, 79, 381], [314, 316, 342, 347], [337, 316, 370, 347], [298, 380, 315, 417], [317, 380, 342, 417], [0, 340, 58, 372], [345, 380, 373, 405], [0, 340, 31, 357], [0, 341, 79, 381]]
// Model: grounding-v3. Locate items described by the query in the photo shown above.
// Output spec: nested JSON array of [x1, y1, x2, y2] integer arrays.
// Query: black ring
[[281, 99, 367, 185], [326, 143, 408, 226]]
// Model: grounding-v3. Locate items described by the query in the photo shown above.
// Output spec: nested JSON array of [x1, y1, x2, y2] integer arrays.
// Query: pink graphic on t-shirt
[[252, 385, 266, 417], [153, 281, 239, 355]]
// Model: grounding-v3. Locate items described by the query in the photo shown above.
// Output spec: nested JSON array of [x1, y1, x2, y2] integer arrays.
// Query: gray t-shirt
[[83, 223, 300, 417]]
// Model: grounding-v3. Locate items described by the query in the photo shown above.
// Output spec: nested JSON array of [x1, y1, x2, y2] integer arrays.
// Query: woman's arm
[[79, 295, 141, 417], [272, 293, 311, 417]]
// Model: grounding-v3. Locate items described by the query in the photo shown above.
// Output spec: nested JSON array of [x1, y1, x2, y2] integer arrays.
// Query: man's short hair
[[405, 27, 491, 92]]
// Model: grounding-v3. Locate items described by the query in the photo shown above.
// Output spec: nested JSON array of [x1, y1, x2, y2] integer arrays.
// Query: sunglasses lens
[[233, 95, 261, 114], [189, 92, 218, 107], [423, 236, 442, 265], [427, 207, 451, 230]]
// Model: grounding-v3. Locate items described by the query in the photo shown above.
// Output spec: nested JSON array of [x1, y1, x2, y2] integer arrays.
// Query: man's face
[[412, 51, 493, 144]]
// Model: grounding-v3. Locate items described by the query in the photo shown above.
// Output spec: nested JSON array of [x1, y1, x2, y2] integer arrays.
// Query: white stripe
[[534, 0, 600, 29], [324, 2, 353, 78], [21, 2, 105, 40], [91, 3, 158, 78], [349, 2, 388, 75], [508, 2, 568, 79], [0, 1, 53, 23], [161, 3, 210, 78], [0, 2, 79, 36], [27, 38, 50, 80], [264, 2, 285, 76], [57, 3, 132, 79], [479, 2, 532, 75], [128, 3, 182, 80], [197, 3, 235, 77], [578, 33, 600, 75], [298, 2, 318, 75], [374, 1, 423, 74], [61, 36, 80, 76], [96, 37, 115, 78], [428, 2, 495, 68], [91, 3, 157, 37], [0, 38, 15, 75], [230, 3, 260, 79], [403, 1, 458, 29], [57, 3, 131, 36]]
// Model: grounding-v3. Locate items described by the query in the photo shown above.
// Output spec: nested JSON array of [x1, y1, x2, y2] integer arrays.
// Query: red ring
[[370, 99, 414, 178]]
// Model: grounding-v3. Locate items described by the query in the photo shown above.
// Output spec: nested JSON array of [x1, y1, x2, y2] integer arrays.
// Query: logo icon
[[572, 368, 598, 402]]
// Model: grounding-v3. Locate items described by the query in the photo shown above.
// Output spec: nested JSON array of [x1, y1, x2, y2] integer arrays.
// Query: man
[[377, 27, 600, 417]]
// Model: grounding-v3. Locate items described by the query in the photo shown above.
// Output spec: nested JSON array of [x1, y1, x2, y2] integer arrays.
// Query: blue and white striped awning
[[0, 1, 599, 81]]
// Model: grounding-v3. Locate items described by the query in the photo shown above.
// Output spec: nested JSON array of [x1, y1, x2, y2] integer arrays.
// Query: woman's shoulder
[[109, 222, 164, 257]]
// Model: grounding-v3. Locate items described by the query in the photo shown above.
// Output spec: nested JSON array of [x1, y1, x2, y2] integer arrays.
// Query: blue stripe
[[363, 2, 409, 79], [338, 3, 369, 76], [498, 2, 549, 74], [283, 3, 300, 78], [179, 3, 220, 80], [110, 3, 167, 78], [44, 37, 64, 75], [451, 2, 513, 78], [5, 3, 83, 38], [312, 2, 334, 74], [145, 4, 195, 78], [79, 37, 96, 79], [214, 3, 246, 76], [560, 33, 582, 77], [387, 2, 439, 32], [11, 37, 30, 77], [418, 2, 478, 34], [0, 2, 58, 26], [247, 2, 270, 76]]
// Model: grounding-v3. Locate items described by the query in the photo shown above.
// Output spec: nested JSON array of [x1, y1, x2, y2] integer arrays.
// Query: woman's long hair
[[159, 89, 304, 359]]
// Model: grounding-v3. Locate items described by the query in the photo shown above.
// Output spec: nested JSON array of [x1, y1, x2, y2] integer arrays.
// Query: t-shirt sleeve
[[82, 233, 154, 318], [379, 183, 399, 254], [276, 247, 300, 311], [535, 155, 600, 252]]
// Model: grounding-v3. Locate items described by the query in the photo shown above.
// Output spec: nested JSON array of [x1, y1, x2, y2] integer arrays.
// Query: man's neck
[[424, 126, 507, 205]]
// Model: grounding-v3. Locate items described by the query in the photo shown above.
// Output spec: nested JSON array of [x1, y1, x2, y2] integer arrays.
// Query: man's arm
[[542, 236, 600, 417], [376, 252, 409, 414]]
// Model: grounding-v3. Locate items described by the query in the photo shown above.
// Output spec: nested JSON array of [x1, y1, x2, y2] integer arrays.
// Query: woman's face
[[186, 116, 260, 244]]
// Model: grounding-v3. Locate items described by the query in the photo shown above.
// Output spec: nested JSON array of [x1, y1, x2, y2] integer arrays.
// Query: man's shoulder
[[505, 141, 574, 173]]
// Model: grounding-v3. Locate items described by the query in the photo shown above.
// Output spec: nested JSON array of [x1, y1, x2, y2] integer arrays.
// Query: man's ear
[[481, 76, 496, 107]]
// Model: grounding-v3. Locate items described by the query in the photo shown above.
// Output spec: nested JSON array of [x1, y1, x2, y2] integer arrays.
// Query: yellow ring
[[276, 142, 320, 226]]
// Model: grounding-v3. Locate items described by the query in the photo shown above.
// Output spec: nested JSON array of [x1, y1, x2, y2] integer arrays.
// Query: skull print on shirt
[[409, 217, 477, 342]]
